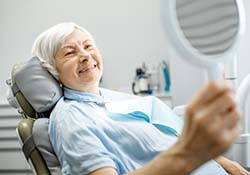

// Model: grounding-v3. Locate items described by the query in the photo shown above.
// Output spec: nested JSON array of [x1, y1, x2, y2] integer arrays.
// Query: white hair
[[31, 22, 95, 80]]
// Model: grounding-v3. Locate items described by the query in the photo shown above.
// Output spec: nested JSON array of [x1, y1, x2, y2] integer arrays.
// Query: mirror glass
[[176, 0, 239, 56]]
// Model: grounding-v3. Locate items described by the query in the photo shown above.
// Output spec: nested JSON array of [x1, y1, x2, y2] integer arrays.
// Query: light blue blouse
[[48, 87, 228, 175]]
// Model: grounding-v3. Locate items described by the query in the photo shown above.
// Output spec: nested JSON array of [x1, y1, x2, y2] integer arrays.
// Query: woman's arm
[[215, 156, 250, 175], [89, 80, 241, 175], [88, 143, 203, 175]]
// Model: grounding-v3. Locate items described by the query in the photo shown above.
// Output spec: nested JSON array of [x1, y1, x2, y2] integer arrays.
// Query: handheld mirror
[[161, 0, 249, 167], [161, 0, 245, 80]]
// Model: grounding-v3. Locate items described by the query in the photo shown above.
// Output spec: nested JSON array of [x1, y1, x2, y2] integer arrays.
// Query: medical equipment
[[132, 67, 151, 94], [161, 0, 250, 167], [160, 60, 171, 92]]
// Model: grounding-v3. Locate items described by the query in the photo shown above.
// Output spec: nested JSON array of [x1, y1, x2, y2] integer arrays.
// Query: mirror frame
[[160, 0, 245, 67]]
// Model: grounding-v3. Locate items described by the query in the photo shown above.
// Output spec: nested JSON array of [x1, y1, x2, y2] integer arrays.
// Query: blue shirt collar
[[64, 87, 106, 105]]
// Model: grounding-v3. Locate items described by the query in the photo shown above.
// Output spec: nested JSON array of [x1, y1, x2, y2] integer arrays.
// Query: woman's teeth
[[79, 65, 96, 73]]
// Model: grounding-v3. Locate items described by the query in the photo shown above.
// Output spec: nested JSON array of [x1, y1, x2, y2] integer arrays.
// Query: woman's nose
[[79, 50, 90, 62]]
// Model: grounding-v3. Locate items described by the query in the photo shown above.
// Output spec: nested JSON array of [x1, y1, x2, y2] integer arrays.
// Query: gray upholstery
[[14, 57, 62, 113], [33, 118, 60, 168], [33, 118, 61, 174]]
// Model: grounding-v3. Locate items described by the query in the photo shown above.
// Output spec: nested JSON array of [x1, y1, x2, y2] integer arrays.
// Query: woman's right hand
[[177, 80, 242, 167]]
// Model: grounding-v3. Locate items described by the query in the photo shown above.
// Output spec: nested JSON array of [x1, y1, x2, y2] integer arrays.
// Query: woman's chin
[[79, 74, 100, 84]]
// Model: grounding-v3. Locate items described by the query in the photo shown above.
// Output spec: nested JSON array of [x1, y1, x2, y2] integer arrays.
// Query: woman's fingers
[[199, 88, 240, 131], [186, 80, 239, 133], [222, 108, 241, 130], [204, 91, 235, 115], [219, 123, 242, 152], [196, 91, 239, 125], [186, 80, 233, 117], [181, 80, 242, 161]]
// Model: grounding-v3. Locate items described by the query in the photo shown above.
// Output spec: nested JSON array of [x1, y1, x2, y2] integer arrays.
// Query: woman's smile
[[79, 64, 97, 74]]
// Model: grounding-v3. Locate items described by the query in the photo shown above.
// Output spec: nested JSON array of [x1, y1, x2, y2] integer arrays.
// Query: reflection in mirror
[[161, 0, 244, 80], [176, 0, 239, 56]]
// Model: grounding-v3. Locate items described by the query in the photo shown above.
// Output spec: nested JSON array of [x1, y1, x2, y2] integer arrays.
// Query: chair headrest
[[8, 57, 63, 118]]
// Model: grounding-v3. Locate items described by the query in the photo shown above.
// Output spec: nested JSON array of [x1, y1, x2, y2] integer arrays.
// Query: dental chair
[[6, 57, 187, 175], [6, 57, 62, 175]]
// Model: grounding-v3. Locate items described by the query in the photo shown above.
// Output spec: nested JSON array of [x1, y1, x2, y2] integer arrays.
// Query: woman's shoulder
[[50, 96, 98, 126], [50, 97, 81, 123], [52, 97, 74, 113]]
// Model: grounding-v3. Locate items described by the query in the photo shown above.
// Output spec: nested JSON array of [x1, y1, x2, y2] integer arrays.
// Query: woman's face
[[54, 29, 103, 92]]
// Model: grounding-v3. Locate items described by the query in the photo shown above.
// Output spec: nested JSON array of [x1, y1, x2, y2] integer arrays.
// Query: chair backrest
[[7, 57, 63, 175]]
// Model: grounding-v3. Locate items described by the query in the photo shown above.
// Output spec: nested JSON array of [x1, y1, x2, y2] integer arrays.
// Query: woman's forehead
[[63, 29, 90, 44], [59, 30, 93, 50]]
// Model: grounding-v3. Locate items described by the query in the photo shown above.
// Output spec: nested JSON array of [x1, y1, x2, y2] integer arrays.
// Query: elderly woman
[[31, 22, 249, 175]]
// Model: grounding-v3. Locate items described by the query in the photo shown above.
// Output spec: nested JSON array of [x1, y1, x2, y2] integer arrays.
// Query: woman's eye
[[85, 45, 92, 49], [65, 51, 74, 56]]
